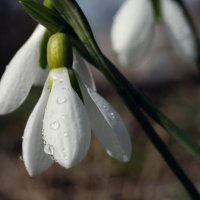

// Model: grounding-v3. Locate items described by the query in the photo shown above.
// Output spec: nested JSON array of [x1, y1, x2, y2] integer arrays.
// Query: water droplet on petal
[[109, 112, 115, 120], [44, 144, 54, 155], [64, 155, 68, 160], [106, 150, 112, 157], [19, 155, 23, 161], [59, 78, 64, 83], [50, 155, 55, 161], [62, 149, 66, 154], [50, 121, 60, 130], [53, 76, 58, 81], [57, 97, 67, 104], [42, 135, 47, 145], [122, 155, 129, 162], [61, 115, 65, 120], [63, 132, 68, 137], [88, 88, 94, 94]]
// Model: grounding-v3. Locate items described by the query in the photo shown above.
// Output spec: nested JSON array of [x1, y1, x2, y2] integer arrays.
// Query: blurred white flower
[[111, 0, 198, 67], [0, 25, 48, 114], [161, 0, 197, 62], [111, 0, 154, 66], [22, 51, 132, 176]]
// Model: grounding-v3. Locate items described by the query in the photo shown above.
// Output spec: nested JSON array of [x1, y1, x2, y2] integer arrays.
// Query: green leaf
[[19, 0, 66, 33], [51, 0, 101, 66], [19, 0, 94, 65]]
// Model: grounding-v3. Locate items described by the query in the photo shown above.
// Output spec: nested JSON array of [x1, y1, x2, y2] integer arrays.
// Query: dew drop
[[57, 97, 67, 104], [106, 150, 112, 157], [50, 121, 60, 130], [44, 144, 54, 155], [109, 112, 115, 120], [19, 155, 23, 161], [43, 140, 47, 145], [122, 155, 129, 162], [59, 78, 64, 83], [50, 155, 55, 161], [64, 155, 68, 160], [88, 88, 94, 94], [61, 115, 65, 120], [62, 149, 66, 154], [63, 132, 68, 137], [53, 76, 58, 81]]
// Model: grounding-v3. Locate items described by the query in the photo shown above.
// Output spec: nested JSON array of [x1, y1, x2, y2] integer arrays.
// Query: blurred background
[[0, 0, 200, 199]]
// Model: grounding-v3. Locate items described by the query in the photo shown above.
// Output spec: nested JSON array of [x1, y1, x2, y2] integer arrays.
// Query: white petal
[[33, 68, 49, 86], [43, 68, 91, 168], [72, 49, 96, 90], [78, 78, 132, 162], [22, 76, 54, 176], [161, 0, 197, 62], [111, 0, 154, 66], [0, 25, 46, 114]]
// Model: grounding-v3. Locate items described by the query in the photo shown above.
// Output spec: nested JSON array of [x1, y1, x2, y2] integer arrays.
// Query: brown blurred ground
[[0, 1, 200, 200]]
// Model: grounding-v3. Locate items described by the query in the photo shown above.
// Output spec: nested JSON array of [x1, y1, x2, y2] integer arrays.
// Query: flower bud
[[47, 33, 73, 70], [43, 0, 53, 8]]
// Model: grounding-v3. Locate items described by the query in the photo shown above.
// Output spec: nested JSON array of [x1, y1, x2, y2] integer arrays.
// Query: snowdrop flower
[[161, 0, 198, 62], [0, 25, 48, 114], [111, 0, 154, 66], [111, 0, 198, 67], [22, 33, 132, 176]]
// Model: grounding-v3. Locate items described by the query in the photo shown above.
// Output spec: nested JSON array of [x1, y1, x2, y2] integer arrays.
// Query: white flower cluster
[[111, 0, 197, 66], [0, 25, 132, 176]]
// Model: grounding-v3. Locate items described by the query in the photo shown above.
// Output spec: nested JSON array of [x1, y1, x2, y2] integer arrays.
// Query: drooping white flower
[[23, 67, 91, 175], [43, 68, 91, 168], [111, 0, 198, 66], [111, 0, 154, 66], [0, 25, 48, 114], [22, 51, 132, 176], [161, 0, 197, 62]]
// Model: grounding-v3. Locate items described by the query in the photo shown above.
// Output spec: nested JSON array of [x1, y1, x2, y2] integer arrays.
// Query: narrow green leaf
[[19, 0, 65, 33], [19, 0, 94, 65], [51, 0, 101, 66]]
